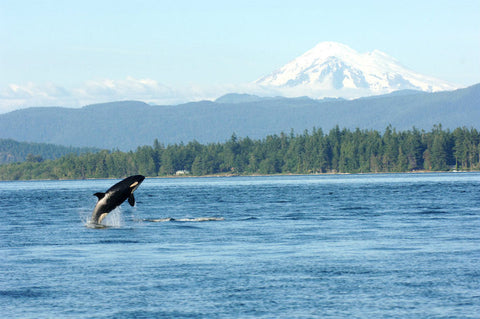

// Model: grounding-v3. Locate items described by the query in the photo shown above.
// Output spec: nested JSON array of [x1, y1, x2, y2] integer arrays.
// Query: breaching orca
[[91, 175, 145, 224]]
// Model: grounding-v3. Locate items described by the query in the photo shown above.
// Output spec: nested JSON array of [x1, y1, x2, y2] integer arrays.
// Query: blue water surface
[[1, 173, 480, 318]]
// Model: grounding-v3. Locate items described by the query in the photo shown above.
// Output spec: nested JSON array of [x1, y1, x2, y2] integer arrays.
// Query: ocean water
[[1, 173, 480, 318]]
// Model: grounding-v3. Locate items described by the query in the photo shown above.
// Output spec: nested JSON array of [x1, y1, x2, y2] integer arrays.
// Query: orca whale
[[91, 175, 145, 225]]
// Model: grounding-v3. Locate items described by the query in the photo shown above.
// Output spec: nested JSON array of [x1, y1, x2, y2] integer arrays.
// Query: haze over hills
[[255, 42, 458, 99], [0, 84, 478, 151]]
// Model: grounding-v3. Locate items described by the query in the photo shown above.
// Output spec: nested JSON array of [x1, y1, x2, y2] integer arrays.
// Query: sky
[[1, 0, 479, 113]]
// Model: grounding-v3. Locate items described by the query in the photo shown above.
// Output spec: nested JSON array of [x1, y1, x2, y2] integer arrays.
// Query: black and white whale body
[[91, 175, 145, 225]]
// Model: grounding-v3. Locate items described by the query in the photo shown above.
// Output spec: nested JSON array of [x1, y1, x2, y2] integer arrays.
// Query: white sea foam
[[145, 217, 225, 222]]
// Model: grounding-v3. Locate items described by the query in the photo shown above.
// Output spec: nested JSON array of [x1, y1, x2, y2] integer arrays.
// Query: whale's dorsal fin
[[128, 194, 135, 206], [94, 192, 106, 200]]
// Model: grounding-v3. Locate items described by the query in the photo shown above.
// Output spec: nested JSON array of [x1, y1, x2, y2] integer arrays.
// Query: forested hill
[[1, 125, 478, 181], [0, 139, 99, 164], [0, 84, 479, 150]]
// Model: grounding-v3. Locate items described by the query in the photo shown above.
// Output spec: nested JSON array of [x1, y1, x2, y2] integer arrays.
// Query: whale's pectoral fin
[[94, 192, 106, 200], [128, 194, 135, 206]]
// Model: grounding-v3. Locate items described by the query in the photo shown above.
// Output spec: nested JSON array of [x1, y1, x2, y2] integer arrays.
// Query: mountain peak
[[307, 41, 358, 58], [255, 42, 458, 98]]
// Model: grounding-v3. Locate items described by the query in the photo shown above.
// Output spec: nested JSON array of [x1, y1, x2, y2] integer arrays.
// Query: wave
[[241, 216, 258, 221], [98, 239, 140, 244], [143, 217, 225, 222]]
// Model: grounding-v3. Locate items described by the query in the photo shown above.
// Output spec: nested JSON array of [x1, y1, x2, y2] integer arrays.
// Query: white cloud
[[0, 78, 204, 113], [72, 77, 178, 105], [0, 82, 79, 113], [0, 78, 289, 114]]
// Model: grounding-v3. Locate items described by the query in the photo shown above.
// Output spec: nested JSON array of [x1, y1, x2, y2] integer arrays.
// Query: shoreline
[[1, 169, 478, 182]]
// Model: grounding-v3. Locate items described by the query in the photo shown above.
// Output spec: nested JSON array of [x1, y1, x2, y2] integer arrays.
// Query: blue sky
[[1, 0, 479, 112]]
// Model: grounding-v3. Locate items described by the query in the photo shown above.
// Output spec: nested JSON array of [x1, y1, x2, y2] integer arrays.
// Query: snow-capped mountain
[[255, 42, 458, 98]]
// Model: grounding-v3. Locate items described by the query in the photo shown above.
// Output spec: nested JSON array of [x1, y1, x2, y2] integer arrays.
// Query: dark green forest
[[0, 139, 99, 164], [1, 125, 479, 180]]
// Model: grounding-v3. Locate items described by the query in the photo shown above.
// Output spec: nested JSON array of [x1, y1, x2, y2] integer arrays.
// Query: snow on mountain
[[255, 42, 458, 98]]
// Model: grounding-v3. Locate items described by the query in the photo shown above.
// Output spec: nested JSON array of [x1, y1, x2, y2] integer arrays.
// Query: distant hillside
[[0, 139, 99, 164], [0, 84, 478, 150]]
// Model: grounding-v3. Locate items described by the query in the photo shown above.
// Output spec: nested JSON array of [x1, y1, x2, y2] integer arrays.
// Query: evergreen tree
[[2, 125, 479, 180]]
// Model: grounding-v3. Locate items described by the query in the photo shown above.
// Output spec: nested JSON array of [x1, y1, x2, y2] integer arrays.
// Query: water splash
[[79, 209, 92, 225], [101, 208, 124, 227], [81, 207, 124, 228]]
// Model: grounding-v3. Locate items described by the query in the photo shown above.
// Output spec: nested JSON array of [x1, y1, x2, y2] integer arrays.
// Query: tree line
[[0, 138, 98, 164], [0, 125, 479, 180]]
